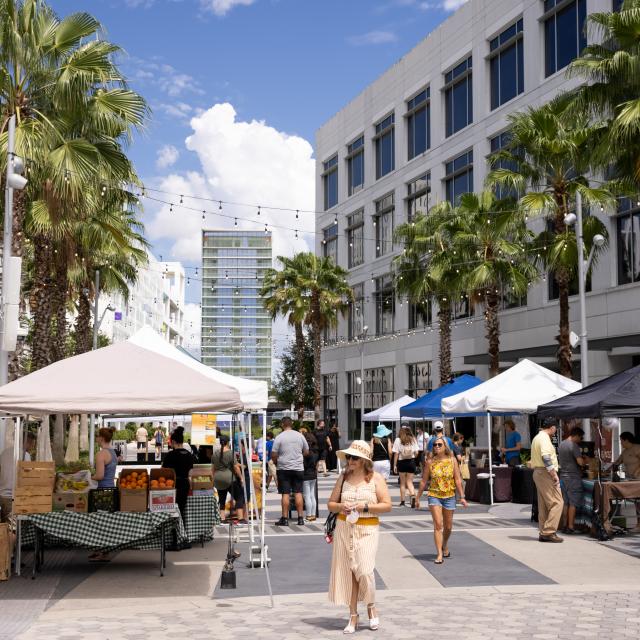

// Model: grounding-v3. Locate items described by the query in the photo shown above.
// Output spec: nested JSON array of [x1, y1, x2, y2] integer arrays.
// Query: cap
[[434, 420, 444, 431]]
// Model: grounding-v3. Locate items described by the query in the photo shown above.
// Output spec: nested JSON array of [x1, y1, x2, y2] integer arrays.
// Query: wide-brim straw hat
[[338, 440, 372, 461], [373, 424, 392, 438]]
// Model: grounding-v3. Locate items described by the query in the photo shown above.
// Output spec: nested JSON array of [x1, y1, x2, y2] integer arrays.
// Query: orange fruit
[[166, 479, 174, 488]]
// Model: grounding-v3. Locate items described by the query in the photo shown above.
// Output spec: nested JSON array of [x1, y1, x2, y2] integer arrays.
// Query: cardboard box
[[150, 468, 175, 485], [189, 468, 214, 491], [118, 469, 149, 512], [53, 492, 89, 513], [149, 489, 177, 512], [191, 488, 214, 497], [0, 523, 13, 581]]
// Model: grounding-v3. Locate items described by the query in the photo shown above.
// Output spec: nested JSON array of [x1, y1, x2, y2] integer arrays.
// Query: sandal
[[344, 613, 359, 634], [434, 557, 444, 564], [443, 550, 451, 558], [367, 605, 379, 631]]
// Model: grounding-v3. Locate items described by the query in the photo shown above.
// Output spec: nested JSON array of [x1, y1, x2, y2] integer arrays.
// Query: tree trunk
[[75, 289, 92, 355], [555, 266, 573, 378], [51, 254, 68, 363], [52, 413, 65, 465], [64, 414, 80, 464], [485, 291, 501, 378], [310, 293, 322, 421], [8, 190, 26, 379], [294, 322, 306, 421], [79, 414, 89, 451], [30, 236, 54, 371], [438, 300, 452, 386]]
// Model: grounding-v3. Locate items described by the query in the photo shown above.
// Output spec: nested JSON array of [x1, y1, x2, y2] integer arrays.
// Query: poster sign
[[191, 414, 218, 445], [114, 311, 122, 321]]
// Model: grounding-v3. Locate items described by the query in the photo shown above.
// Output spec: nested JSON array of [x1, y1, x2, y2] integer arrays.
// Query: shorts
[[428, 495, 457, 510], [137, 441, 146, 450], [276, 469, 304, 494], [231, 479, 246, 508], [560, 474, 584, 507], [373, 459, 391, 480], [397, 458, 416, 474], [267, 459, 277, 479]]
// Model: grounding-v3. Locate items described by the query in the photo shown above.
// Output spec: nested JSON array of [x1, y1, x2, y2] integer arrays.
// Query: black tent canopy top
[[537, 365, 640, 419]]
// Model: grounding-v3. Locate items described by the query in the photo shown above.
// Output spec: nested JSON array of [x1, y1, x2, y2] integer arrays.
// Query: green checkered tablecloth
[[23, 511, 186, 552], [183, 494, 220, 542]]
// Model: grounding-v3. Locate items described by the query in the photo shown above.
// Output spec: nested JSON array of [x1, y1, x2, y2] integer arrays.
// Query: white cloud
[[156, 144, 180, 169], [156, 101, 197, 122], [128, 58, 204, 98], [441, 0, 468, 10], [200, 0, 256, 16], [347, 30, 398, 46]]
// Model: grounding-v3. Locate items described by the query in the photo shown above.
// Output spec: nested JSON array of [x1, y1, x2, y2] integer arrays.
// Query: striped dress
[[328, 477, 379, 606]]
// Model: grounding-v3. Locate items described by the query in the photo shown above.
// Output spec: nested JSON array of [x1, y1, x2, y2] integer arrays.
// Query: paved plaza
[[2, 474, 640, 639]]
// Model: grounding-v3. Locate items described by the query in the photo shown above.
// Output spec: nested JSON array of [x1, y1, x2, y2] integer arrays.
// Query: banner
[[190, 414, 218, 446]]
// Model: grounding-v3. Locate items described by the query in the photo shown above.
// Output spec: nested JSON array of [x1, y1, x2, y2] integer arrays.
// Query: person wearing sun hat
[[328, 440, 392, 633], [370, 424, 393, 480]]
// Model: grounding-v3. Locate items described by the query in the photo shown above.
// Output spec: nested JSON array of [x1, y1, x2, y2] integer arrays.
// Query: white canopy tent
[[441, 359, 581, 504], [363, 395, 415, 423]]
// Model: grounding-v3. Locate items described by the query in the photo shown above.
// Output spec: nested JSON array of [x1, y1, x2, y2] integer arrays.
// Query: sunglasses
[[433, 443, 444, 448], [345, 454, 361, 461]]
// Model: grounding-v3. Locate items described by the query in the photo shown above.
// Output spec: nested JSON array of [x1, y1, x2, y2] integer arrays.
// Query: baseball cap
[[434, 420, 444, 431]]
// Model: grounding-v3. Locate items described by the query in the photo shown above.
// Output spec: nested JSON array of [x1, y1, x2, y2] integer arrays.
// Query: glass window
[[407, 362, 432, 398], [374, 192, 394, 257], [322, 373, 338, 426], [407, 173, 431, 223], [488, 131, 520, 199], [347, 136, 365, 196], [489, 19, 524, 110], [613, 0, 624, 11], [444, 56, 472, 137], [544, 0, 587, 77], [349, 283, 365, 340], [617, 200, 640, 285], [322, 224, 338, 263], [322, 155, 338, 210], [408, 300, 432, 329], [406, 88, 430, 160], [444, 149, 473, 205], [375, 113, 395, 179], [347, 210, 364, 268], [347, 367, 395, 440], [374, 275, 394, 336]]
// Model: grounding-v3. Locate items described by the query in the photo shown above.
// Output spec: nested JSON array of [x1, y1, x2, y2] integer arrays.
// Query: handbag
[[324, 474, 346, 544], [461, 458, 470, 481]]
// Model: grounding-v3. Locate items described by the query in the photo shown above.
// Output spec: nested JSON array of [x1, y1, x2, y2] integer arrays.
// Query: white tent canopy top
[[441, 359, 582, 415], [363, 395, 415, 422]]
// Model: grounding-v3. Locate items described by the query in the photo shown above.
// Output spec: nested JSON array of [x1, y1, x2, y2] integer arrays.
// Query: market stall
[[441, 359, 581, 504], [400, 374, 482, 419], [363, 395, 415, 431]]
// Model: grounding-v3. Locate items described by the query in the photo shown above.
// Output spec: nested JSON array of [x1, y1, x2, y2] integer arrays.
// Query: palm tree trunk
[[30, 236, 54, 371], [438, 300, 452, 386], [485, 291, 501, 378], [294, 322, 306, 421], [556, 267, 573, 378], [310, 293, 322, 420], [52, 413, 65, 465], [51, 255, 68, 363], [8, 189, 26, 379], [79, 414, 89, 451], [75, 289, 92, 355]]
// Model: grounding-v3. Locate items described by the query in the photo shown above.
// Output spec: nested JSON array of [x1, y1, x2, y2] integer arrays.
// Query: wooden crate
[[13, 495, 52, 515], [17, 461, 55, 489], [0, 524, 11, 581]]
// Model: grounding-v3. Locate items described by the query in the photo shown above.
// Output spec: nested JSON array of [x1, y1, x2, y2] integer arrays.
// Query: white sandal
[[368, 605, 379, 631], [343, 613, 359, 634]]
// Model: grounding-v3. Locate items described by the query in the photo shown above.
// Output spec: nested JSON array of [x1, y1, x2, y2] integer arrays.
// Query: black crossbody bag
[[324, 474, 346, 544]]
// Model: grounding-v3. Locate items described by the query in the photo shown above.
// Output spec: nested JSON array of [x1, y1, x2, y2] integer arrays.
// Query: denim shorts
[[427, 495, 457, 510]]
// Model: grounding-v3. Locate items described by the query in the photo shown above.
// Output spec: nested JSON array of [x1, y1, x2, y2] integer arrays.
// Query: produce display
[[55, 470, 94, 493], [150, 477, 174, 489], [119, 470, 148, 489], [191, 475, 210, 484]]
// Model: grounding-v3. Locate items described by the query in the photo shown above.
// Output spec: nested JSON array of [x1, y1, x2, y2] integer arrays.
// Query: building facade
[[99, 251, 186, 346], [316, 0, 640, 440], [201, 230, 272, 381]]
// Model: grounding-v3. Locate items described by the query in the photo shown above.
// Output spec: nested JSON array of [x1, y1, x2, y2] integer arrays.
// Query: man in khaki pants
[[531, 418, 563, 543]]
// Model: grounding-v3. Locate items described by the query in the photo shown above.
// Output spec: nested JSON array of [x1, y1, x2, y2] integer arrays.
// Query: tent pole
[[260, 410, 267, 568], [487, 412, 494, 506]]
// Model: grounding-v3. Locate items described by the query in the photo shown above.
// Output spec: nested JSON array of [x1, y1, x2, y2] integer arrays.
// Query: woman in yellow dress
[[415, 436, 467, 564], [327, 440, 392, 634]]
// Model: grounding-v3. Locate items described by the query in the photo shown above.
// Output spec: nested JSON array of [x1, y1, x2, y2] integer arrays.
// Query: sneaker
[[306, 515, 317, 522], [297, 516, 305, 526], [397, 501, 405, 508], [275, 517, 289, 526], [539, 534, 563, 543]]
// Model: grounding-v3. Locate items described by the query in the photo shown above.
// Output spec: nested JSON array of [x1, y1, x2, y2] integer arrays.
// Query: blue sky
[[51, 0, 466, 349]]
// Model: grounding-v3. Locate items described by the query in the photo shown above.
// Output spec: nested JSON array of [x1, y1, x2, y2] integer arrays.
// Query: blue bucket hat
[[373, 424, 392, 438]]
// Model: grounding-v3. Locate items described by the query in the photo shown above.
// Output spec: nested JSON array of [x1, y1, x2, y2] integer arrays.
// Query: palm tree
[[261, 255, 310, 421], [486, 96, 614, 377], [568, 0, 640, 183], [394, 207, 463, 386]]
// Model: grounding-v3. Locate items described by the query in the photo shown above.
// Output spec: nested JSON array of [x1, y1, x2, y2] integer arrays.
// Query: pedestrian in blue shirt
[[501, 420, 522, 467]]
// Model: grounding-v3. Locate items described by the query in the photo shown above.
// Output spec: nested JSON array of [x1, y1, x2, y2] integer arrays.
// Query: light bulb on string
[[219, 201, 223, 210], [180, 195, 183, 204], [257, 205, 261, 217], [234, 218, 238, 227], [202, 210, 205, 220], [169, 204, 173, 213]]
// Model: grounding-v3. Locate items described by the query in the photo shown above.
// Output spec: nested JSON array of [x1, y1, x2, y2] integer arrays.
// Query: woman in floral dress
[[415, 436, 467, 564]]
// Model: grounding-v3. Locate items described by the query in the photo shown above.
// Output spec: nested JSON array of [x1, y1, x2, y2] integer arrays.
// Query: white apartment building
[[316, 0, 639, 441], [99, 251, 186, 346]]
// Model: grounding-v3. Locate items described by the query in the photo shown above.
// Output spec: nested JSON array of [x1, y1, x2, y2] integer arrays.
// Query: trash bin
[[477, 473, 495, 505]]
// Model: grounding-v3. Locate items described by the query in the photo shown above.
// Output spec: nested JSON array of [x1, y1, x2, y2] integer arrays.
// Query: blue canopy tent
[[400, 374, 483, 419]]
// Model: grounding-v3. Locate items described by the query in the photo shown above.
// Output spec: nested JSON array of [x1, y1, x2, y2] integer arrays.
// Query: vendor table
[[183, 493, 221, 544], [593, 479, 640, 535], [464, 466, 513, 503], [18, 510, 186, 578]]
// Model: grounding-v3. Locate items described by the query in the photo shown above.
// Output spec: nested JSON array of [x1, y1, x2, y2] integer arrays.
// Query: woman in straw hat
[[370, 424, 393, 480], [327, 440, 392, 633]]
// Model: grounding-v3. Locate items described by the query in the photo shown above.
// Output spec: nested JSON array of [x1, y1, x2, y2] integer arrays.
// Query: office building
[[316, 0, 639, 441], [201, 230, 272, 381]]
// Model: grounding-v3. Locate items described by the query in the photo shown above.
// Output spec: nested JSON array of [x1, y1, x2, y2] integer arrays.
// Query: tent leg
[[89, 414, 95, 467], [487, 413, 494, 506], [260, 410, 267, 568]]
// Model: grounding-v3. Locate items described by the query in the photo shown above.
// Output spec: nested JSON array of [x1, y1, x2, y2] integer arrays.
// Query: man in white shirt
[[0, 432, 36, 523], [136, 425, 149, 450]]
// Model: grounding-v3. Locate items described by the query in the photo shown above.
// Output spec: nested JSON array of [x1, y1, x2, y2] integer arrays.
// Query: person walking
[[415, 437, 467, 563], [327, 440, 392, 633], [303, 432, 319, 521], [370, 425, 393, 480], [327, 424, 340, 471], [558, 426, 586, 534], [271, 417, 309, 526], [315, 419, 332, 477], [501, 420, 522, 467], [426, 421, 453, 456], [531, 418, 563, 543], [392, 426, 419, 507], [136, 423, 149, 460], [153, 426, 165, 459], [212, 436, 234, 518]]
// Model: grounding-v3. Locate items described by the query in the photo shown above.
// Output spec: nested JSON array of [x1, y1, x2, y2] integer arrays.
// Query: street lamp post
[[359, 325, 369, 441], [564, 191, 606, 439]]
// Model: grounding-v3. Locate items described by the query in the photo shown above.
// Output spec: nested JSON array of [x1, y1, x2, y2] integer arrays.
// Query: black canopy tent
[[537, 365, 640, 419]]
